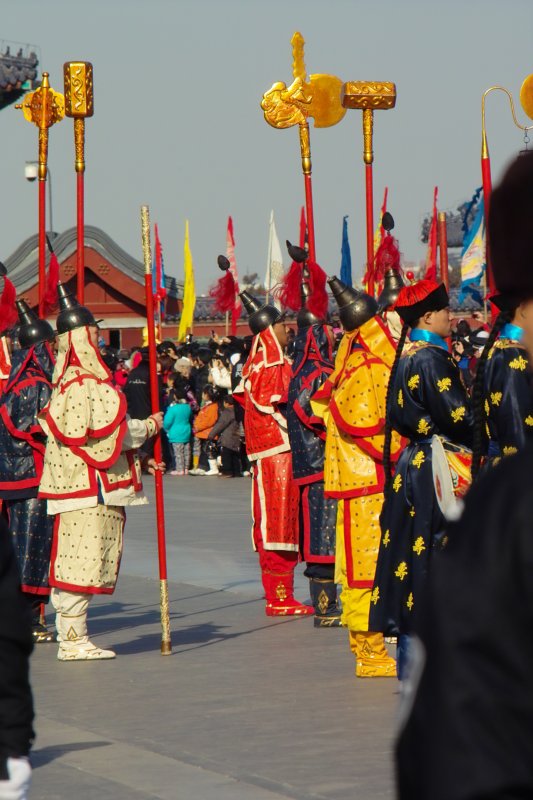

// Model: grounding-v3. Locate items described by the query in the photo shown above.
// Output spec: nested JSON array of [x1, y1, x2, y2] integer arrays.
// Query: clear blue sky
[[2, 0, 532, 292]]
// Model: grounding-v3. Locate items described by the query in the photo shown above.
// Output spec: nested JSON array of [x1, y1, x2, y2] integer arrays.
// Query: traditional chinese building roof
[[0, 43, 39, 111], [4, 225, 180, 299]]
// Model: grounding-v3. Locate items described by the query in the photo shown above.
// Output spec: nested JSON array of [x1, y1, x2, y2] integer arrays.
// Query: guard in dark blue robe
[[396, 145, 533, 800], [471, 295, 533, 481], [369, 281, 473, 676], [0, 302, 55, 641], [283, 242, 340, 626]]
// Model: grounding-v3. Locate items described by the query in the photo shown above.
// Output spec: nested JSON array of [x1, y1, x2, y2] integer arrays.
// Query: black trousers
[[221, 447, 241, 477]]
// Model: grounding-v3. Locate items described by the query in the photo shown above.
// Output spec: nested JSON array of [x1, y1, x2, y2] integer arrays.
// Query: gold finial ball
[[520, 74, 533, 121]]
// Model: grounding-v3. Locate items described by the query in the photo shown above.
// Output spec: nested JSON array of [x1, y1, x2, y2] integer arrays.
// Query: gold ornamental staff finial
[[15, 71, 65, 180], [63, 62, 94, 173], [341, 82, 396, 297], [63, 62, 94, 304], [341, 82, 397, 165], [15, 72, 64, 316], [261, 31, 346, 261]]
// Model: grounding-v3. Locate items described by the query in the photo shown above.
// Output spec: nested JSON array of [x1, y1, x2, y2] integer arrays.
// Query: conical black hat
[[377, 268, 405, 311], [328, 276, 377, 332], [16, 299, 37, 327], [239, 290, 281, 335], [56, 283, 97, 334], [16, 300, 55, 348]]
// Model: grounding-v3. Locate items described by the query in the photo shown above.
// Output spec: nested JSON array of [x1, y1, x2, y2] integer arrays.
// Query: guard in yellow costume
[[312, 277, 402, 677]]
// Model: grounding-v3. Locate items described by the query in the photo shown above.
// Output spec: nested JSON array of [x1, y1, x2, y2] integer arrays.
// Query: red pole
[[299, 121, 316, 262], [77, 171, 85, 303], [438, 211, 449, 292], [365, 163, 375, 296], [141, 205, 172, 656], [303, 173, 316, 262], [481, 154, 494, 296], [38, 177, 46, 317]]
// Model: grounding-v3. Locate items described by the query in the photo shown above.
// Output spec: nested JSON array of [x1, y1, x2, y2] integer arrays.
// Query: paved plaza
[[29, 475, 399, 799]]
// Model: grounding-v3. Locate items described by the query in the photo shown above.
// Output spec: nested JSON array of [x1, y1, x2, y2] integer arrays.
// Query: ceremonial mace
[[64, 62, 94, 304], [16, 73, 64, 316], [341, 82, 396, 297], [481, 75, 533, 296], [261, 32, 346, 261], [141, 205, 172, 656]]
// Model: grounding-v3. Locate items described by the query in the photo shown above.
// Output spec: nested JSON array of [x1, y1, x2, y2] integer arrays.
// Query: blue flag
[[458, 190, 485, 307], [340, 215, 352, 287]]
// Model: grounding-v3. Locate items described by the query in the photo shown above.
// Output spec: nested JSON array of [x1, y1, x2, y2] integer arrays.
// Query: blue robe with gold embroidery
[[484, 337, 533, 458], [369, 339, 473, 637]]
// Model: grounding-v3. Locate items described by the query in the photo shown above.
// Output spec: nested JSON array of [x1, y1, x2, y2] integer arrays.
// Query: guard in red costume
[[234, 287, 313, 617], [0, 264, 16, 392]]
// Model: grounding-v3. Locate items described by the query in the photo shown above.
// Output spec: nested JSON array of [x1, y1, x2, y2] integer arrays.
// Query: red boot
[[263, 571, 314, 617]]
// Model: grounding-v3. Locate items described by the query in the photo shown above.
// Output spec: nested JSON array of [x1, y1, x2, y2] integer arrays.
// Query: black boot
[[309, 578, 342, 628]]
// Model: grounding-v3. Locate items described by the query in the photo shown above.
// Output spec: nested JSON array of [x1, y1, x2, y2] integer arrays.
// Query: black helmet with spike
[[328, 276, 377, 332], [239, 290, 282, 335], [16, 300, 55, 348], [377, 269, 405, 312], [56, 283, 98, 334]]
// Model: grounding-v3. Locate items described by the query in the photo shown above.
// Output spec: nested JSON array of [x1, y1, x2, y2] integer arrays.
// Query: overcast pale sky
[[2, 0, 532, 292]]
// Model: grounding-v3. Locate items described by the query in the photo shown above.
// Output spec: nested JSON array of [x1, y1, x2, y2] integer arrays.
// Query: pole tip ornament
[[63, 62, 94, 118], [382, 211, 395, 232], [520, 74, 533, 121], [217, 255, 230, 272], [286, 240, 307, 263], [341, 81, 397, 110], [0, 262, 6, 277]]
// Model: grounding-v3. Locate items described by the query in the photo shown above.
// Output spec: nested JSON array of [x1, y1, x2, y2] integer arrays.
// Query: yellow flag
[[178, 220, 196, 341]]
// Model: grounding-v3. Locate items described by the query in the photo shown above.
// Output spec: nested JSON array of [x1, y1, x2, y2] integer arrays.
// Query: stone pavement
[[29, 475, 400, 800]]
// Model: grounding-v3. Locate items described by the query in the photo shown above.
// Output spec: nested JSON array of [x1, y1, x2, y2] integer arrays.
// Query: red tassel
[[374, 234, 401, 287], [209, 270, 236, 313], [305, 261, 328, 319], [0, 277, 18, 330], [44, 252, 60, 314], [274, 261, 302, 311]]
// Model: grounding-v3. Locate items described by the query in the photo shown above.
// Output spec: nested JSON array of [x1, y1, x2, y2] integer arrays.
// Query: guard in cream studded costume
[[38, 285, 161, 661]]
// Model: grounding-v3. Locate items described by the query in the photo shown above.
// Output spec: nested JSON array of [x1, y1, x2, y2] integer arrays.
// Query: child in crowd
[[190, 385, 219, 475], [163, 387, 193, 476], [207, 395, 242, 478]]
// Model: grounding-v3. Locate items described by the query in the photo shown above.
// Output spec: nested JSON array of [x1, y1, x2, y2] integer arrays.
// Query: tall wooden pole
[[140, 205, 172, 656]]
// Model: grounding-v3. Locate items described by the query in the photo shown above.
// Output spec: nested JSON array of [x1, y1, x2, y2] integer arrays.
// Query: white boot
[[53, 589, 115, 661], [204, 459, 219, 476]]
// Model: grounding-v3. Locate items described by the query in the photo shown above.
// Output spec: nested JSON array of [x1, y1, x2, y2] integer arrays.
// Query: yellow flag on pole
[[178, 220, 196, 341]]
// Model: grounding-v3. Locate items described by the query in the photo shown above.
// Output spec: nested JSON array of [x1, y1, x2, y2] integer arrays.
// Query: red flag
[[226, 217, 240, 335], [425, 187, 439, 282], [299, 206, 307, 250], [44, 252, 60, 314], [0, 277, 17, 332]]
